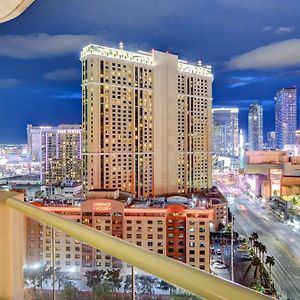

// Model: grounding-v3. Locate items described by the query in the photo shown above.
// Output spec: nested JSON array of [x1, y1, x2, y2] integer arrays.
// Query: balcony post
[[0, 192, 25, 300]]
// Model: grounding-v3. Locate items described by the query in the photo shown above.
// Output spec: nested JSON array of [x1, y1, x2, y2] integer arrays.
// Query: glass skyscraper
[[248, 103, 263, 151], [267, 131, 276, 150], [275, 87, 297, 149], [212, 107, 239, 157]]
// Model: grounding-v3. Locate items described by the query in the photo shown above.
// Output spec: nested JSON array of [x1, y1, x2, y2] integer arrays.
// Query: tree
[[265, 256, 275, 280], [85, 270, 106, 288], [292, 196, 297, 205], [136, 275, 156, 295], [250, 280, 265, 293], [105, 269, 122, 292], [252, 256, 262, 281], [251, 232, 259, 242], [248, 236, 253, 248], [253, 241, 261, 255], [54, 268, 70, 290], [258, 244, 267, 263], [92, 281, 112, 300], [159, 280, 173, 291], [123, 275, 132, 294], [63, 281, 80, 300], [24, 264, 52, 290]]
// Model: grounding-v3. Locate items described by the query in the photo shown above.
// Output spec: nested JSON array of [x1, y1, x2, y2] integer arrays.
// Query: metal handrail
[[2, 194, 271, 300]]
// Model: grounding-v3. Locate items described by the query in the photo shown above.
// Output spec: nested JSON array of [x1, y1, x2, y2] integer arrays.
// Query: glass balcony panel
[[24, 218, 203, 299]]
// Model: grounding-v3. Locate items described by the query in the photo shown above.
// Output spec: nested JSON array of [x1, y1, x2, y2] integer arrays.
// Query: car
[[213, 259, 223, 264], [212, 262, 227, 269], [237, 245, 248, 252], [241, 253, 252, 261], [216, 249, 222, 255]]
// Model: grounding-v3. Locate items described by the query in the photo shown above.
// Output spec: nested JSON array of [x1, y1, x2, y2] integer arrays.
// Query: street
[[217, 181, 300, 300]]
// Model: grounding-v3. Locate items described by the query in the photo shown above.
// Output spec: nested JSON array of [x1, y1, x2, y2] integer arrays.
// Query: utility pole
[[231, 216, 234, 282], [131, 265, 135, 300], [51, 227, 56, 300]]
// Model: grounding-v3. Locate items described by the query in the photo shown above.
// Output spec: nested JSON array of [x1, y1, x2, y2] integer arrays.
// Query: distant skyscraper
[[295, 130, 300, 145], [267, 131, 276, 150], [27, 124, 46, 161], [27, 124, 82, 184], [212, 108, 239, 157], [248, 104, 263, 151], [239, 129, 245, 169], [81, 43, 213, 196], [275, 87, 297, 149]]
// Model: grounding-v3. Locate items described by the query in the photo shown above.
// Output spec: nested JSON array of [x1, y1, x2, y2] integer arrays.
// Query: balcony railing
[[0, 191, 271, 300]]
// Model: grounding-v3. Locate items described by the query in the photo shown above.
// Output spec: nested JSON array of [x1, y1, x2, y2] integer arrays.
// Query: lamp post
[[131, 266, 135, 300], [51, 227, 56, 300], [231, 216, 234, 282]]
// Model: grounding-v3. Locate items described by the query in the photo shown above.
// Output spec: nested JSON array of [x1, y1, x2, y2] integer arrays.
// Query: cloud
[[275, 26, 294, 35], [228, 76, 269, 88], [262, 26, 294, 35], [226, 39, 300, 70], [53, 91, 82, 99], [0, 78, 22, 88], [43, 68, 80, 81], [262, 26, 272, 32], [0, 33, 98, 59]]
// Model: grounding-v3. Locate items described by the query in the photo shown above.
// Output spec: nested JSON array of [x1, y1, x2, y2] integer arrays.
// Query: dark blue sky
[[1, 0, 300, 143]]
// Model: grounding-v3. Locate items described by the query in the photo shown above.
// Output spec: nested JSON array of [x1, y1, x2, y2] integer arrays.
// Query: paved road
[[218, 182, 300, 300]]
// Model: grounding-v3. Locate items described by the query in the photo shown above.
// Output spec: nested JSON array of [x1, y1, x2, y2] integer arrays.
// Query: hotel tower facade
[[81, 44, 213, 197]]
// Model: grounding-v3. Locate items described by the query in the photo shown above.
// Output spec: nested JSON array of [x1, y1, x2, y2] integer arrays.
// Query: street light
[[32, 263, 41, 270]]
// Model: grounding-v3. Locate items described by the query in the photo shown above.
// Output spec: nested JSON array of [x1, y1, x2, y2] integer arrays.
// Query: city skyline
[[2, 2, 300, 300], [1, 0, 300, 142]]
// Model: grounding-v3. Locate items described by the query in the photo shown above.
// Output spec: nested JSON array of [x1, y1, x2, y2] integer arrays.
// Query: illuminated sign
[[270, 169, 282, 196], [92, 202, 112, 212]]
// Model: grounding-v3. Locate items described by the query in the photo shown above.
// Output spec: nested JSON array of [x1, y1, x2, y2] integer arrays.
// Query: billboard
[[270, 169, 282, 196]]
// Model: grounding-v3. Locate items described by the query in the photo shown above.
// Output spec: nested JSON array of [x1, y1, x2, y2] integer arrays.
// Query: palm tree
[[251, 232, 259, 242], [248, 236, 253, 248], [253, 240, 261, 255], [252, 256, 262, 281], [265, 256, 275, 280], [259, 244, 267, 263]]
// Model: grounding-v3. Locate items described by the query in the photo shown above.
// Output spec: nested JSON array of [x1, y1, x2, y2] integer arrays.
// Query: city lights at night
[[2, 1, 300, 300]]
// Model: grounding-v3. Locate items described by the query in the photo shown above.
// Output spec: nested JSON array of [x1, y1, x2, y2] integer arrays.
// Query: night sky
[[1, 0, 300, 143]]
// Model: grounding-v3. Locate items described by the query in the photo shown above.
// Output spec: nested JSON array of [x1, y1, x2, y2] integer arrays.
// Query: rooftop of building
[[43, 180, 82, 188], [129, 187, 227, 209], [0, 174, 40, 182], [212, 107, 239, 113], [29, 187, 227, 211], [80, 43, 213, 77]]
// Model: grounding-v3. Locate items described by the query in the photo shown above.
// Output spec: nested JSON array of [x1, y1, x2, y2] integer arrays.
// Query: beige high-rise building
[[81, 43, 213, 197], [27, 124, 83, 184]]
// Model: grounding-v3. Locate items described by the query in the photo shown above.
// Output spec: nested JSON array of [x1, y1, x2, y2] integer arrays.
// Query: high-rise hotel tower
[[81, 43, 213, 197], [248, 104, 263, 151], [275, 87, 297, 149]]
